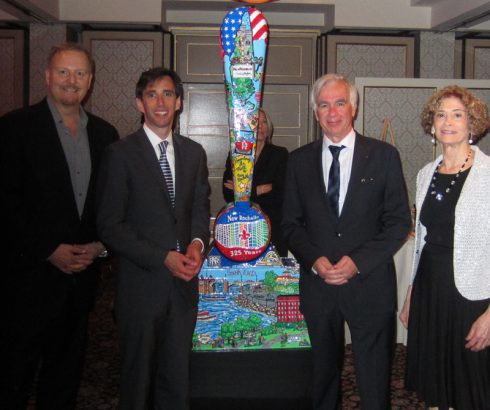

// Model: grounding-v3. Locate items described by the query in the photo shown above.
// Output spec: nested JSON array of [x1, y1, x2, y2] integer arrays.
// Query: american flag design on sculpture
[[214, 5, 271, 262], [220, 7, 268, 58]]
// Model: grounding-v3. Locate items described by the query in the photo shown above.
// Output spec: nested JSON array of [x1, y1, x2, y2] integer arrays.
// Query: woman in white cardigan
[[399, 86, 490, 410]]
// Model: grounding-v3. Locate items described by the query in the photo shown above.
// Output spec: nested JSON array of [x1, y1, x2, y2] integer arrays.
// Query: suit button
[[336, 232, 342, 238]]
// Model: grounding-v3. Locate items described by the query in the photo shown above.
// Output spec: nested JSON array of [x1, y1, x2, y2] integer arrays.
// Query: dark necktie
[[158, 140, 175, 207], [327, 145, 345, 217]]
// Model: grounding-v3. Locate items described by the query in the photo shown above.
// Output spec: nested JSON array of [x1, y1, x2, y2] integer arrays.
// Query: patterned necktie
[[158, 140, 175, 207], [327, 145, 345, 217]]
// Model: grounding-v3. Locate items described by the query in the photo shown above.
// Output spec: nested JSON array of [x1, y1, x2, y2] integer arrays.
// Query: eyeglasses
[[52, 67, 90, 79], [434, 109, 467, 121]]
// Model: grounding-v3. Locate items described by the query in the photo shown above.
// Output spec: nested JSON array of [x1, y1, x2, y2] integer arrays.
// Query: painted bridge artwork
[[193, 245, 311, 351]]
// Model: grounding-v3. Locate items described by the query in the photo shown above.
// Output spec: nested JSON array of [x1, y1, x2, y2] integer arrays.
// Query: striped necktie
[[327, 145, 345, 218], [158, 140, 175, 207]]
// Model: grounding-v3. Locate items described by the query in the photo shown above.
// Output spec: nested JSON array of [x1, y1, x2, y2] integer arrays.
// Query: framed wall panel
[[327, 35, 414, 82], [355, 78, 490, 205], [82, 31, 163, 138], [174, 30, 222, 83], [465, 39, 490, 79], [0, 30, 24, 116], [174, 29, 316, 85], [264, 31, 316, 85]]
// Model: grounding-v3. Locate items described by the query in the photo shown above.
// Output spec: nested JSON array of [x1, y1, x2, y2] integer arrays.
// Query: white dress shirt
[[143, 124, 205, 254], [322, 129, 356, 215]]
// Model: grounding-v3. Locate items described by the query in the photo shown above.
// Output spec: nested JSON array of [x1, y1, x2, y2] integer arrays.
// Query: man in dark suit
[[0, 43, 119, 409], [96, 67, 210, 410], [282, 74, 411, 409]]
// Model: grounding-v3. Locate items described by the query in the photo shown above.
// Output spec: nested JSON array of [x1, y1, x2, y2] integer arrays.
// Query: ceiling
[[1, 0, 490, 36]]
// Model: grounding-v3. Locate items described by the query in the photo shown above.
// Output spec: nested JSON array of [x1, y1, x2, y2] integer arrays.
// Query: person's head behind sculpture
[[257, 108, 274, 144]]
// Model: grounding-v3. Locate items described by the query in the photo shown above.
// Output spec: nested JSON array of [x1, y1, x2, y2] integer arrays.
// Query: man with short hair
[[96, 67, 210, 410], [282, 73, 411, 409], [0, 42, 119, 409]]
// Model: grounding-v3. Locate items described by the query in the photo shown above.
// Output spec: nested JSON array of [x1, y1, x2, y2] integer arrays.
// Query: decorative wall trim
[[465, 39, 490, 79]]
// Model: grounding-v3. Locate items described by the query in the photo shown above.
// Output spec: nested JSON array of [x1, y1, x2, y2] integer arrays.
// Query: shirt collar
[[322, 128, 356, 152], [46, 95, 88, 128], [143, 123, 173, 148]]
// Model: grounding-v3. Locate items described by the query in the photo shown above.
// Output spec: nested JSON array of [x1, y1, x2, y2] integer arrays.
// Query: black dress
[[406, 167, 490, 410], [222, 143, 289, 256]]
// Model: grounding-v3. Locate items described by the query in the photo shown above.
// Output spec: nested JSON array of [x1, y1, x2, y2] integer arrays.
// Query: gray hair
[[310, 73, 358, 111]]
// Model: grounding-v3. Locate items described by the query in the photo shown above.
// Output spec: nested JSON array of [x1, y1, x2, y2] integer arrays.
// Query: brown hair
[[135, 67, 183, 100], [421, 85, 490, 143]]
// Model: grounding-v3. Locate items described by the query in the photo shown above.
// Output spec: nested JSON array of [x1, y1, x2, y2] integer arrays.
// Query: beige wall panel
[[175, 31, 315, 85], [261, 84, 309, 150], [82, 32, 163, 138], [0, 31, 24, 116], [419, 32, 455, 79], [29, 24, 67, 105], [327, 35, 414, 82], [362, 86, 436, 206], [180, 84, 228, 181], [266, 35, 314, 84], [187, 42, 222, 76], [175, 33, 223, 83]]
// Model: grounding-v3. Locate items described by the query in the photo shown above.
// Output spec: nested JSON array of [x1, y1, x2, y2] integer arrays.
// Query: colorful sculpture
[[214, 6, 270, 262]]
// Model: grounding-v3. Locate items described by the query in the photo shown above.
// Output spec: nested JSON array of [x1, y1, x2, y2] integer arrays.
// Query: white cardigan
[[411, 145, 490, 301]]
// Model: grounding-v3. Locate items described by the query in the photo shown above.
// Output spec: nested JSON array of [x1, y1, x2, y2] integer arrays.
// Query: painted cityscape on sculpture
[[193, 245, 310, 351]]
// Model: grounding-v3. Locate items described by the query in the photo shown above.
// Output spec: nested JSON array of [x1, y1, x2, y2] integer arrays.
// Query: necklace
[[430, 150, 472, 201]]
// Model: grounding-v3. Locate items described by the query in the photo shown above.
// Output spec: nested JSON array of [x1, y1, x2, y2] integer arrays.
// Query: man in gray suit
[[96, 68, 210, 410]]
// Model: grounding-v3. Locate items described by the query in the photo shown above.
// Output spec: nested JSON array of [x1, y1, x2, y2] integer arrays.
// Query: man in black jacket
[[282, 74, 411, 409], [96, 68, 210, 410], [0, 43, 119, 409]]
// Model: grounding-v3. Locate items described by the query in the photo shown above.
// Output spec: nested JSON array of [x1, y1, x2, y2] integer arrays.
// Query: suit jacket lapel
[[341, 133, 370, 220], [312, 139, 339, 223], [37, 99, 80, 218], [173, 134, 184, 209], [84, 116, 104, 220]]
